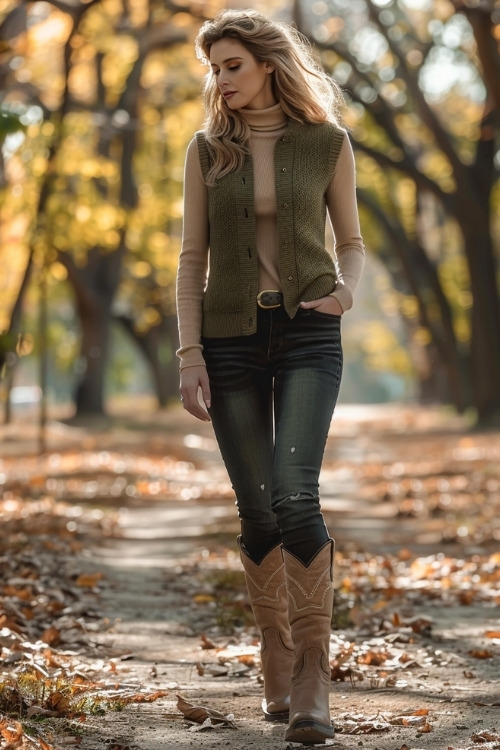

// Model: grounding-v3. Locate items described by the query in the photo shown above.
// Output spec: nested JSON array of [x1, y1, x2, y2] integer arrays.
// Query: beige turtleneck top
[[176, 104, 365, 369]]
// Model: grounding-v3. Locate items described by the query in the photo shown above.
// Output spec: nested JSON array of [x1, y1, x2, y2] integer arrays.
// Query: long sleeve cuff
[[177, 345, 206, 371]]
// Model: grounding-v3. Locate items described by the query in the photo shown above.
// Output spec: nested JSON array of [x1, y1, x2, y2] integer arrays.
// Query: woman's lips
[[223, 91, 236, 99]]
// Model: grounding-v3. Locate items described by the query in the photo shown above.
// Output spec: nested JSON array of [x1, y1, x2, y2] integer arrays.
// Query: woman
[[176, 8, 364, 744]]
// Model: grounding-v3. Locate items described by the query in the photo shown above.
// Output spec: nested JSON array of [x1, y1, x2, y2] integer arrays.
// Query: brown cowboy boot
[[283, 539, 335, 744], [239, 540, 294, 722]]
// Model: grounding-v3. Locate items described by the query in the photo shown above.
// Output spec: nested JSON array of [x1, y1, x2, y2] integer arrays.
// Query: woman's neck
[[239, 102, 287, 132]]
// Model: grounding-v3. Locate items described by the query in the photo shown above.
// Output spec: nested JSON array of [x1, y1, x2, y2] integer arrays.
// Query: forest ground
[[1, 402, 499, 750]]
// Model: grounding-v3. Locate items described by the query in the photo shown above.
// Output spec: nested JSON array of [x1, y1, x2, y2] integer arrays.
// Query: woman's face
[[209, 37, 276, 111]]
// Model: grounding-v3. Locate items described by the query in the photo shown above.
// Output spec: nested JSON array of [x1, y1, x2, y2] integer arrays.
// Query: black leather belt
[[257, 290, 283, 309]]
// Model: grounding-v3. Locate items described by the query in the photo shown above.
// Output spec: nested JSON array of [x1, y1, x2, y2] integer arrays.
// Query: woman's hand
[[300, 296, 343, 316], [179, 365, 212, 422]]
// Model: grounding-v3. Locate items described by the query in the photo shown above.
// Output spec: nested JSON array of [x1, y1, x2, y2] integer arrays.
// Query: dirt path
[[2, 404, 499, 749]]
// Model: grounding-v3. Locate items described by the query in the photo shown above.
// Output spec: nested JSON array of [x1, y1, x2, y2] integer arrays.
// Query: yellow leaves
[[101, 36, 139, 97], [142, 106, 161, 126], [49, 261, 68, 281], [58, 153, 116, 181], [28, 9, 73, 50], [135, 307, 161, 332], [93, 204, 122, 231], [29, 155, 49, 178], [356, 320, 413, 375], [419, 150, 456, 193], [400, 294, 419, 319], [41, 121, 55, 138], [142, 56, 168, 88], [131, 260, 151, 278], [412, 326, 432, 346], [148, 231, 169, 253], [46, 195, 126, 255]]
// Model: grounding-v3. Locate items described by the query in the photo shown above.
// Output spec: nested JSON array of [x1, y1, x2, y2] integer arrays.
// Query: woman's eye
[[228, 66, 240, 72]]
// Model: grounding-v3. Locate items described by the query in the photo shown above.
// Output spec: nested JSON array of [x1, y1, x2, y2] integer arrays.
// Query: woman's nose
[[218, 71, 230, 88]]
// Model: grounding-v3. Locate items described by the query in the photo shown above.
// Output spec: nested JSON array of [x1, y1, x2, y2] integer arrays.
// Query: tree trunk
[[456, 109, 500, 424], [61, 242, 125, 416], [461, 221, 500, 423], [75, 300, 112, 415], [116, 313, 179, 407]]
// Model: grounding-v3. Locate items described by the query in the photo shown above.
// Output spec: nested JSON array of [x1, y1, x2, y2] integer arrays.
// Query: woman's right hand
[[179, 365, 212, 422]]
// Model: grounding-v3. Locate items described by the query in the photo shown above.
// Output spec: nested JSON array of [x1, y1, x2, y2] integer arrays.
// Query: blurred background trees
[[0, 0, 499, 425], [293, 0, 500, 424]]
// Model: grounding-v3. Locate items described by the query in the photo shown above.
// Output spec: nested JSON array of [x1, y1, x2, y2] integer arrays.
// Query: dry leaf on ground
[[176, 694, 236, 729]]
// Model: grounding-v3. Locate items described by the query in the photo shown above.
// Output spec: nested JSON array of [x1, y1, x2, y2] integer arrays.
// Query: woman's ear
[[265, 61, 276, 74]]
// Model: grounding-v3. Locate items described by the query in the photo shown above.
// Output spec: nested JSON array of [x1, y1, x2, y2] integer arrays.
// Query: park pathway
[[67, 404, 500, 750], [2, 403, 499, 749]]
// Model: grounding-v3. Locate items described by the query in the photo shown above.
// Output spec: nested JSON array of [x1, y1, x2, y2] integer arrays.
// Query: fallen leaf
[[469, 649, 493, 659], [484, 630, 500, 639], [75, 572, 104, 588], [470, 729, 500, 742], [0, 718, 23, 742], [41, 625, 61, 646], [200, 634, 217, 649], [196, 662, 205, 675], [419, 721, 433, 733], [176, 694, 236, 727]]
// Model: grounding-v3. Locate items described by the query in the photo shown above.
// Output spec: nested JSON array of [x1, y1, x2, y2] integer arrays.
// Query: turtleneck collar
[[239, 102, 287, 132]]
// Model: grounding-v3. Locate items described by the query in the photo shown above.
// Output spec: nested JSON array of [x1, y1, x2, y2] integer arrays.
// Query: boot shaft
[[239, 540, 294, 721], [283, 540, 334, 639], [283, 540, 335, 743]]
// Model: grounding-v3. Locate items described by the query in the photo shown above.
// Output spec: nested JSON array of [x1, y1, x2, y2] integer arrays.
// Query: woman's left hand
[[300, 296, 343, 316]]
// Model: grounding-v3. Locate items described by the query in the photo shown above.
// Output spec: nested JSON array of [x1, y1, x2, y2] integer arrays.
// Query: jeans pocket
[[305, 308, 342, 321]]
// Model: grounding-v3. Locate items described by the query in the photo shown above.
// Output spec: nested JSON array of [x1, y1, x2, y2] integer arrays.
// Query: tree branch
[[366, 0, 466, 181], [355, 140, 454, 210]]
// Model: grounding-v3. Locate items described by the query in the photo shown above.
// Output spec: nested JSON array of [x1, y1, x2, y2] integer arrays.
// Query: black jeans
[[202, 306, 343, 565]]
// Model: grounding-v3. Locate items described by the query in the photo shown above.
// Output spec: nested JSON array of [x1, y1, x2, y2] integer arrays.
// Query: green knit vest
[[196, 120, 345, 338]]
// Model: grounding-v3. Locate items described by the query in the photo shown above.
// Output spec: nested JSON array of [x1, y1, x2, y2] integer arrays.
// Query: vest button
[[283, 202, 288, 208], [281, 167, 287, 172], [288, 275, 293, 281], [281, 136, 288, 142]]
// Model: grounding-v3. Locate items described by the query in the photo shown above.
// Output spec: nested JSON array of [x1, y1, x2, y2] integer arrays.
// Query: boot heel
[[285, 718, 335, 743], [262, 700, 289, 723]]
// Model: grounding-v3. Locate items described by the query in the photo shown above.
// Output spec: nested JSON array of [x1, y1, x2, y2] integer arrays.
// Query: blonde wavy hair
[[195, 8, 344, 184]]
